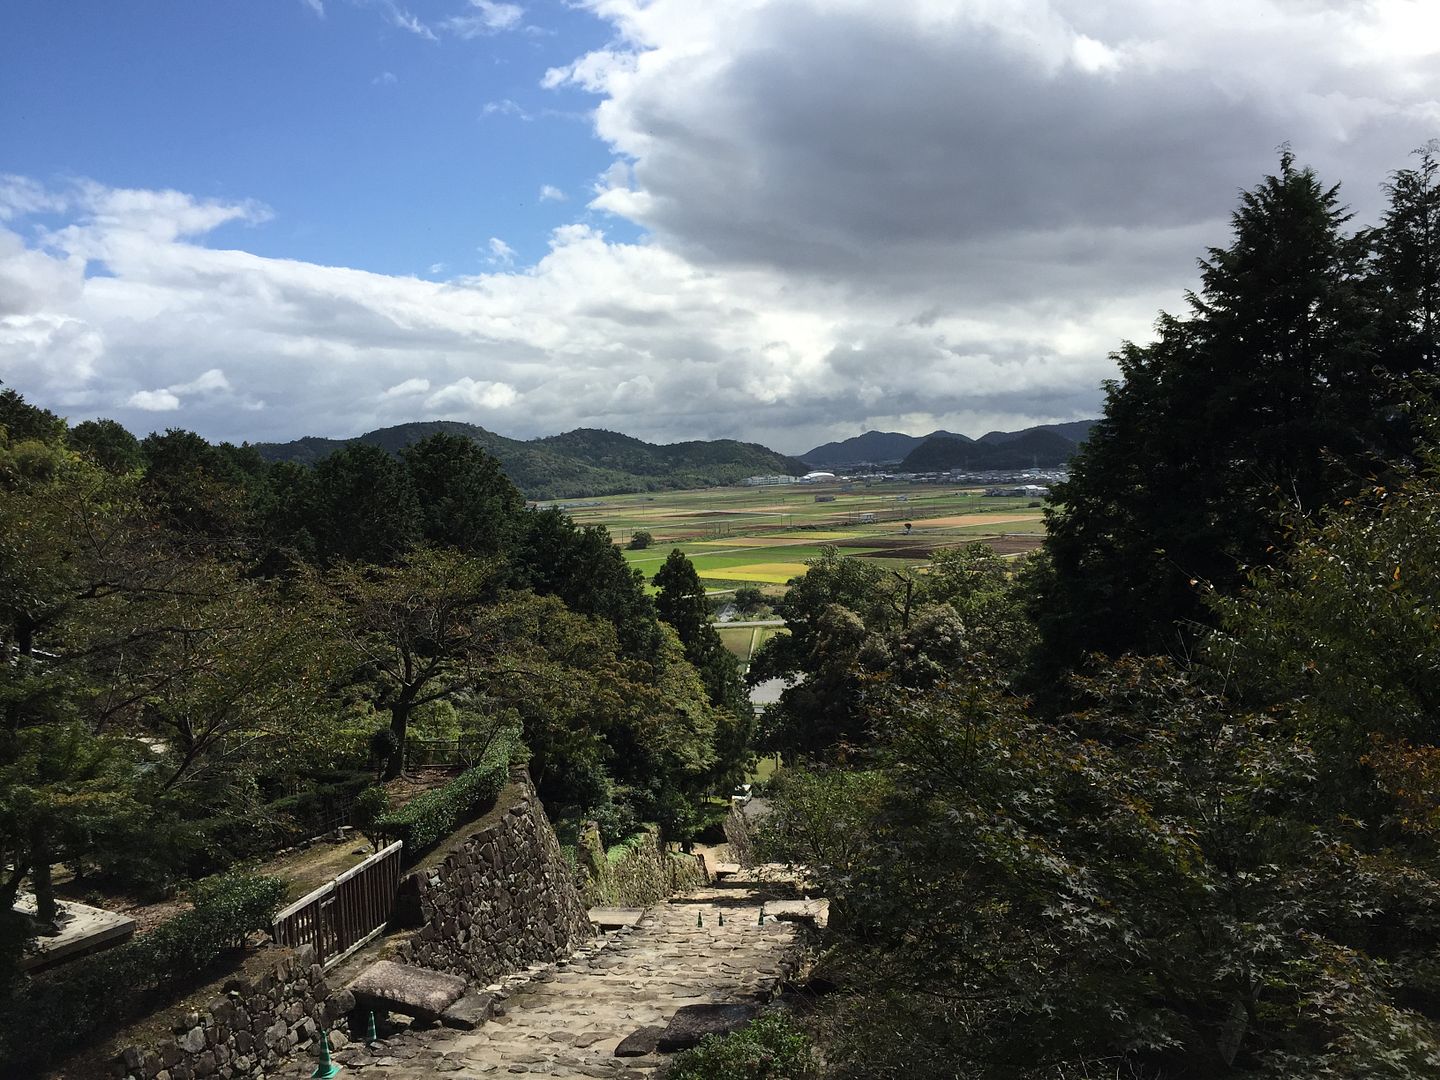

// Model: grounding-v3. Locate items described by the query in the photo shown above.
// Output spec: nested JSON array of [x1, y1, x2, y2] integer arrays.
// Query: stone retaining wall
[[113, 943, 353, 1080], [390, 768, 593, 983], [575, 823, 708, 907]]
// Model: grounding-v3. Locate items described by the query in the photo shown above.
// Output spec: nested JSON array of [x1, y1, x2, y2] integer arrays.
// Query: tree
[[402, 433, 524, 555], [654, 550, 747, 713], [331, 549, 500, 779], [67, 418, 143, 474], [628, 530, 654, 550], [309, 443, 421, 564], [1035, 152, 1386, 674], [513, 508, 662, 660], [1375, 144, 1440, 375]]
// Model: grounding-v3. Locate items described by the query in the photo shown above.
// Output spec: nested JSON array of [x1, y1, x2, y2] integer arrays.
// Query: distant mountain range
[[252, 421, 809, 500], [802, 420, 1096, 469]]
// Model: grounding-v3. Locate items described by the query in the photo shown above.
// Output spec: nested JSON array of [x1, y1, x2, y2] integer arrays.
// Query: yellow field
[[713, 562, 813, 583]]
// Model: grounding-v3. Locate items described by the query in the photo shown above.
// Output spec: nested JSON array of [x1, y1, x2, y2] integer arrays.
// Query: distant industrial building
[[800, 471, 837, 483], [740, 474, 800, 487]]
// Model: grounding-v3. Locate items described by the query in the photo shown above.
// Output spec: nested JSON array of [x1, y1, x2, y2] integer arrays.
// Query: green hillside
[[253, 422, 807, 500]]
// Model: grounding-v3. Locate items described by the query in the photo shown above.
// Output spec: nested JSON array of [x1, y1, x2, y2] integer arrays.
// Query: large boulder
[[655, 1003, 759, 1052], [346, 960, 468, 1023]]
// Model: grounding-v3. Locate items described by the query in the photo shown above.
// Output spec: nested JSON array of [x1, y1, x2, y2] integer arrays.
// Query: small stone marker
[[656, 1003, 759, 1052], [347, 960, 467, 1024]]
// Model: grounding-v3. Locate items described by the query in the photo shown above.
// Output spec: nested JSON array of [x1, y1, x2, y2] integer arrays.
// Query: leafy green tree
[[402, 432, 524, 554], [139, 428, 258, 537], [513, 508, 662, 659], [1035, 152, 1387, 674], [67, 418, 143, 474], [309, 443, 421, 564], [331, 549, 500, 779], [0, 386, 64, 445], [732, 586, 766, 614], [627, 530, 654, 550]]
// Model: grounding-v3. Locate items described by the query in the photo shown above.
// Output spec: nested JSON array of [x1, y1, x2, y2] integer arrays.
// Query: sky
[[4, 1, 1440, 455]]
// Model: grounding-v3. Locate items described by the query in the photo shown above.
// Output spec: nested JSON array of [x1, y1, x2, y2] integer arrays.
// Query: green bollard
[[367, 1010, 377, 1043], [311, 1031, 342, 1079]]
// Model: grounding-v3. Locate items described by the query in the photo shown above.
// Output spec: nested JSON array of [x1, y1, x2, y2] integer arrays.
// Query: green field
[[544, 479, 1048, 589]]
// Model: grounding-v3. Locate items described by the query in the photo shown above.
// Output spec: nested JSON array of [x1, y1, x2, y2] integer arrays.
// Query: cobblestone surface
[[275, 873, 808, 1080]]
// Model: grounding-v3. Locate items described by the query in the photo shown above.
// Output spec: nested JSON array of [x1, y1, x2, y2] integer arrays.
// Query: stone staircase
[[276, 870, 815, 1079]]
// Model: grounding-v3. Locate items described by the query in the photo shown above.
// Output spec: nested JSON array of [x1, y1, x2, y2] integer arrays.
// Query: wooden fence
[[271, 840, 403, 968], [405, 735, 495, 768]]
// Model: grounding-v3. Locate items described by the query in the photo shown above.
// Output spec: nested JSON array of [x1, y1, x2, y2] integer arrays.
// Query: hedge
[[0, 871, 286, 1073], [374, 728, 518, 855]]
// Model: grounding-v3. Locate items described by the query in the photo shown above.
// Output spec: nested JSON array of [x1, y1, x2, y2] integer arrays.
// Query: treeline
[[0, 398, 754, 977], [748, 147, 1440, 1078]]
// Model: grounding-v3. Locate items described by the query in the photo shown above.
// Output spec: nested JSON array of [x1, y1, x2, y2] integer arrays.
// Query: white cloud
[[444, 0, 524, 37], [301, 0, 324, 16], [427, 378, 520, 411], [7, 1, 1440, 453], [482, 99, 533, 121], [373, 71, 398, 86], [539, 184, 567, 202], [486, 237, 517, 265], [383, 377, 431, 397], [128, 389, 181, 412]]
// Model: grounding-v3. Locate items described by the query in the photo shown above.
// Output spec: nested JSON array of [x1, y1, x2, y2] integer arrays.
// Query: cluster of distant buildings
[[740, 469, 1064, 492], [739, 471, 837, 487]]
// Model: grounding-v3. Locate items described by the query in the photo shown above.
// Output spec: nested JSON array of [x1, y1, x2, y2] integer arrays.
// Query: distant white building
[[740, 474, 801, 487], [800, 471, 837, 483]]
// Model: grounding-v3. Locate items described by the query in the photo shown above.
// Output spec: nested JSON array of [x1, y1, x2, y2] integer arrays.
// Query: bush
[[351, 785, 391, 850], [374, 728, 517, 854], [627, 530, 654, 549], [668, 1013, 818, 1080], [0, 871, 286, 1073]]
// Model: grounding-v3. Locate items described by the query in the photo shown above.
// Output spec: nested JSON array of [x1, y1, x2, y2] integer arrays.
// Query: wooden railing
[[271, 840, 403, 968], [405, 736, 495, 768]]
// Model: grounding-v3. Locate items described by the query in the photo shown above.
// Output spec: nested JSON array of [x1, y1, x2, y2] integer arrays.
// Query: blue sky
[[4, 1, 1440, 453], [3, 1, 624, 276]]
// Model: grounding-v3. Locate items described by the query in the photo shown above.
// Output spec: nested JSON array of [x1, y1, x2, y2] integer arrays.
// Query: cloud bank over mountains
[[5, 0, 1440, 453]]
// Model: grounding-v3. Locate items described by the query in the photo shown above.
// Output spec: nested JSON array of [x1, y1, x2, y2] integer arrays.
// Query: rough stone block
[[656, 1003, 759, 1052], [614, 1026, 665, 1057], [347, 960, 468, 1022]]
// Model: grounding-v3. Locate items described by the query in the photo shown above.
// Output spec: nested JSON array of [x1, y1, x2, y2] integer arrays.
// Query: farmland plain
[[542, 480, 1048, 590]]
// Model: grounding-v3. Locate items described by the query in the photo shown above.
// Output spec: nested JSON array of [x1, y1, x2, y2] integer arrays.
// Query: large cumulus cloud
[[5, 0, 1440, 452]]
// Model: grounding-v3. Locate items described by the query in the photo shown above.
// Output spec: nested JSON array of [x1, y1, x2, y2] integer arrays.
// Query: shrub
[[627, 530, 654, 549], [374, 728, 517, 854], [351, 785, 391, 850], [668, 1013, 818, 1080], [0, 871, 286, 1073]]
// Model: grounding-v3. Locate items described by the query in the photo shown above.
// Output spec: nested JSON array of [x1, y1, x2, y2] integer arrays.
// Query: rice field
[[544, 479, 1048, 589]]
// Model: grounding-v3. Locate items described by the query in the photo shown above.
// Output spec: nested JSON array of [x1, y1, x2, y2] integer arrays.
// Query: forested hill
[[899, 426, 1085, 471], [801, 419, 1094, 467], [253, 421, 808, 499]]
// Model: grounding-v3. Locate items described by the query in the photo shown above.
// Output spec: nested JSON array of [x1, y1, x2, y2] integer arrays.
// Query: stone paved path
[[277, 872, 810, 1080]]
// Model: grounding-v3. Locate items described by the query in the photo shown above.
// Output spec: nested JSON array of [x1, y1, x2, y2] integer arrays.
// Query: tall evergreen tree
[[653, 549, 748, 718], [1034, 151, 1386, 672]]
